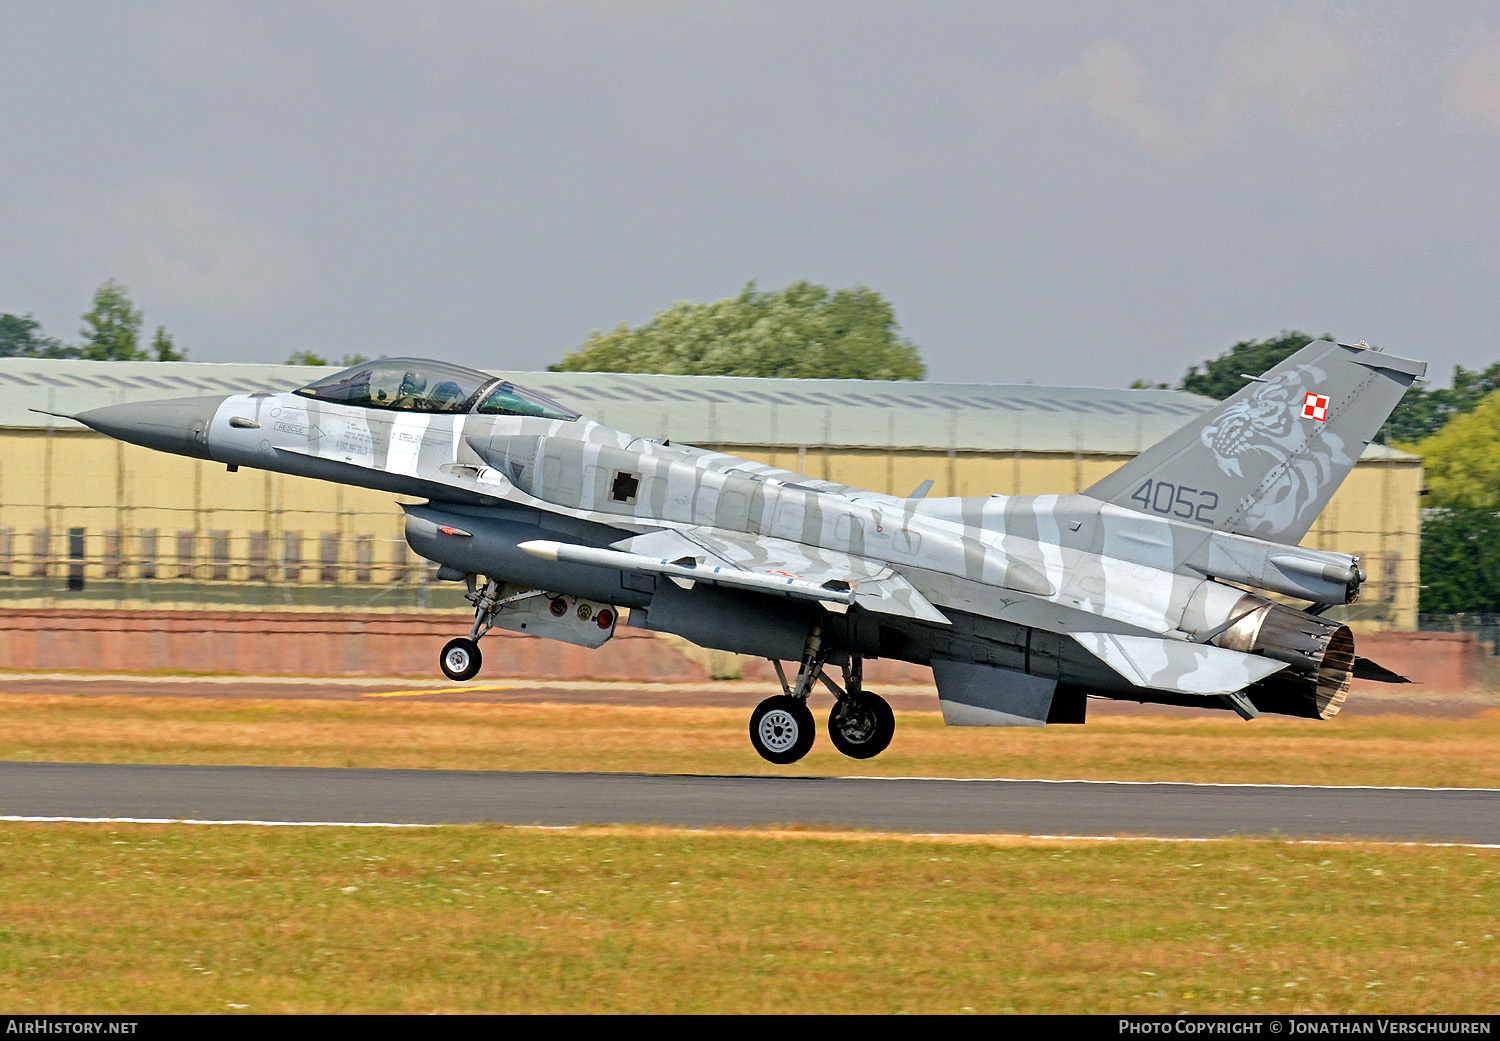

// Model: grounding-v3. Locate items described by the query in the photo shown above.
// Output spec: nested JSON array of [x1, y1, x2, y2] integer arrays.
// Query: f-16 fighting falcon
[[51, 339, 1424, 764]]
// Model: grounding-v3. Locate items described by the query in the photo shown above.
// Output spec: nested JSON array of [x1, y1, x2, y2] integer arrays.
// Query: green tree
[[550, 281, 926, 380], [1384, 361, 1500, 445], [5, 286, 186, 362], [0, 313, 71, 358], [151, 325, 187, 362], [285, 350, 371, 366], [1178, 331, 1323, 399], [1408, 392, 1500, 512], [1406, 393, 1500, 612], [1162, 331, 1485, 445], [79, 280, 146, 361], [1418, 505, 1500, 614]]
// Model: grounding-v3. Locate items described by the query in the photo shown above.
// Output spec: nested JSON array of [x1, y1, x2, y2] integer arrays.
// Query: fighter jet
[[55, 340, 1424, 763]]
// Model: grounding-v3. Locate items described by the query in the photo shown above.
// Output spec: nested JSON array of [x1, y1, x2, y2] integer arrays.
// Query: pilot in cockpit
[[392, 370, 428, 409], [295, 358, 580, 419]]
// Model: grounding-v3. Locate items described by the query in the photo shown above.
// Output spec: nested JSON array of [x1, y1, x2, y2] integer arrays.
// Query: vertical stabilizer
[[1083, 341, 1425, 543]]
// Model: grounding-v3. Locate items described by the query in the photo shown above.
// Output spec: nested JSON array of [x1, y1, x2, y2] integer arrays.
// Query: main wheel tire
[[749, 695, 816, 765], [440, 637, 482, 682], [827, 691, 895, 760]]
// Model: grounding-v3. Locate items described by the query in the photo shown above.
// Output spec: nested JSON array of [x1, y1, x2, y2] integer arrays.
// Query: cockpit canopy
[[294, 358, 579, 421]]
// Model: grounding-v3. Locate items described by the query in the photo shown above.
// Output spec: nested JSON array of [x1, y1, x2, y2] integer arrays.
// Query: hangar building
[[0, 359, 1422, 629]]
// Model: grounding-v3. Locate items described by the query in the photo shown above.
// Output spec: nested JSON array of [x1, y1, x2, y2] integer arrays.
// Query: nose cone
[[74, 396, 228, 460]]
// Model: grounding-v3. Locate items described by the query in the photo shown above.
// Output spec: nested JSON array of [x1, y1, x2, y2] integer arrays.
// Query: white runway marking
[[2, 815, 1496, 849], [848, 775, 1500, 793], [0, 815, 433, 828]]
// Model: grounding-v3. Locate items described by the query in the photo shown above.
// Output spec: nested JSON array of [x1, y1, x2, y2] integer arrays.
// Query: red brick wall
[[1353, 630, 1498, 696], [0, 609, 707, 681], [0, 609, 1488, 693]]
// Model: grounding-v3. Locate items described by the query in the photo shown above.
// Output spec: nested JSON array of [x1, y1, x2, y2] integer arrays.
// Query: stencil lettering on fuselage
[[386, 412, 431, 476], [333, 417, 376, 466]]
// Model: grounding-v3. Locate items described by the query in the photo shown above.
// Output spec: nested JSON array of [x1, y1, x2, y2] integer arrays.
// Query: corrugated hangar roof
[[0, 358, 1414, 459]]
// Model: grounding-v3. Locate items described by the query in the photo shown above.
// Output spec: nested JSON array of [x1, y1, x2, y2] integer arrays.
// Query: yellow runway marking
[[362, 685, 518, 699]]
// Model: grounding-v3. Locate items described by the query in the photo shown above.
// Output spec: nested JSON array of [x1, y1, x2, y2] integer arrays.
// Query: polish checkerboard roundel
[[1301, 392, 1329, 422]]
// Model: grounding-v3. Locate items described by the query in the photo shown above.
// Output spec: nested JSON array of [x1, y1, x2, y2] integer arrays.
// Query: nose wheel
[[440, 637, 482, 681]]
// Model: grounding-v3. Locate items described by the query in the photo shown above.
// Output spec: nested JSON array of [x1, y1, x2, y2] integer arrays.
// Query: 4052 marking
[[1130, 480, 1219, 522]]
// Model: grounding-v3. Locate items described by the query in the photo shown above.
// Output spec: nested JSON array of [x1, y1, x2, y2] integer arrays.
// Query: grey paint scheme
[[1085, 340, 1424, 543], [69, 340, 1424, 729]]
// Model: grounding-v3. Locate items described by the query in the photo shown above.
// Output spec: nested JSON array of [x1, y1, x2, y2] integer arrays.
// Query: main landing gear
[[748, 626, 895, 765]]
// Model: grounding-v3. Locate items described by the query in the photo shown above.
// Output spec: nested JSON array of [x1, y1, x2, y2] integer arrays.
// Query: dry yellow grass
[[0, 823, 1494, 1014], [0, 692, 1497, 787]]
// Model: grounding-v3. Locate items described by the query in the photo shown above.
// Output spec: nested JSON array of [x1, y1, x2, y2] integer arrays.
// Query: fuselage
[[72, 357, 1362, 719]]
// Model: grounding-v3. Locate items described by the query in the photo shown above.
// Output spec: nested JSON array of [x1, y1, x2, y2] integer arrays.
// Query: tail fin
[[1084, 341, 1425, 543]]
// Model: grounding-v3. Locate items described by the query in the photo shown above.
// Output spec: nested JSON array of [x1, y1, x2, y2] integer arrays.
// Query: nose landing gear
[[440, 637, 482, 682], [437, 574, 527, 682], [437, 574, 622, 682]]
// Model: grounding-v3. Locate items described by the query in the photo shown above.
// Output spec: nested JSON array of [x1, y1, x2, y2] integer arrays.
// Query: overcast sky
[[3, 1, 1498, 389]]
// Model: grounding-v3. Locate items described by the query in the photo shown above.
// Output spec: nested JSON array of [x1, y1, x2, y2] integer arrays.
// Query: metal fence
[[0, 523, 469, 612], [1417, 613, 1500, 655]]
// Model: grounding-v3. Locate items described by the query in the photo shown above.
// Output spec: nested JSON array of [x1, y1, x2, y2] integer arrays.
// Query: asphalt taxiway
[[3, 762, 1496, 844]]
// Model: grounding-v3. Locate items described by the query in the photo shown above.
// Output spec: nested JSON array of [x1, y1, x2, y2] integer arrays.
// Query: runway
[[3, 761, 1496, 844]]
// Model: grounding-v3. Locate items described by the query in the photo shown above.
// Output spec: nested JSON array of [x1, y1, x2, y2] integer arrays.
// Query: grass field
[[0, 692, 1498, 787], [1, 688, 1496, 1014], [1, 823, 1496, 1015]]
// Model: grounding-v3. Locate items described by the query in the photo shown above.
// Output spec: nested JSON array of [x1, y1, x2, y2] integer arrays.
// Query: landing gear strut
[[825, 656, 894, 760], [437, 575, 530, 682], [748, 628, 895, 764], [748, 626, 827, 765]]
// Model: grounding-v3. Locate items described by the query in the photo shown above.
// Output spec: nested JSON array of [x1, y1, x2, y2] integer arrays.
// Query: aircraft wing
[[519, 527, 949, 625], [615, 528, 951, 625]]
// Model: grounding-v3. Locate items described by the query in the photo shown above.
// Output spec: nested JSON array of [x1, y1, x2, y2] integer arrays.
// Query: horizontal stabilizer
[[1353, 656, 1412, 684], [1070, 632, 1287, 696]]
